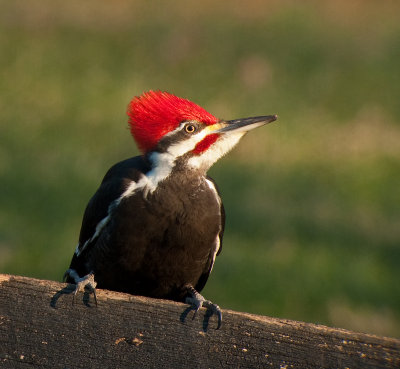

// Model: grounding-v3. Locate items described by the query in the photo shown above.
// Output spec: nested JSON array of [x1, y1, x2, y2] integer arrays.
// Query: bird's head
[[127, 91, 277, 172]]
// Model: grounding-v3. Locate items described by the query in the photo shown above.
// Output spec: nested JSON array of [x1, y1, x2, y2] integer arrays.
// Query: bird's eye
[[184, 124, 196, 134]]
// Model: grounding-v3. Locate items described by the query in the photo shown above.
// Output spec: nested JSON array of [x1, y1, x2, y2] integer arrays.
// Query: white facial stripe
[[163, 122, 186, 138], [187, 131, 245, 170], [166, 127, 212, 158], [119, 124, 228, 205]]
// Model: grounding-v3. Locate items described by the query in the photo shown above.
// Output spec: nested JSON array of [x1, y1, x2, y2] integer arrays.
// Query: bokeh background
[[1, 0, 399, 338]]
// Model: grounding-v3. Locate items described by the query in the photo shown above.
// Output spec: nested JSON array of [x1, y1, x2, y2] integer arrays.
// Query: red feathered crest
[[127, 91, 218, 153]]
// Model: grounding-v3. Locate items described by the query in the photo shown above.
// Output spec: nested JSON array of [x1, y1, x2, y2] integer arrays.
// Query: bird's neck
[[144, 151, 206, 193]]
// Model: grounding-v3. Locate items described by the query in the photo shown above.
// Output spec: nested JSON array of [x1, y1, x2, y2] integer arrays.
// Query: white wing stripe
[[75, 153, 175, 257]]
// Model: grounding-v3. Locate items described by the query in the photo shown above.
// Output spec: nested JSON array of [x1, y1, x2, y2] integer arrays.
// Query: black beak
[[217, 115, 278, 133]]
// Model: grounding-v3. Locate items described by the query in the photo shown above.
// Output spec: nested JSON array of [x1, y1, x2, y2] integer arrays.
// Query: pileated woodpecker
[[64, 91, 277, 328]]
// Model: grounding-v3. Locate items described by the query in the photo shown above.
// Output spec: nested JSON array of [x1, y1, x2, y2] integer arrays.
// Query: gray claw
[[185, 288, 222, 329], [64, 269, 98, 306], [203, 300, 222, 329]]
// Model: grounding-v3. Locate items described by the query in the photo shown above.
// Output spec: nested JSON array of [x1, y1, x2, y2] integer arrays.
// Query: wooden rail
[[0, 274, 399, 368]]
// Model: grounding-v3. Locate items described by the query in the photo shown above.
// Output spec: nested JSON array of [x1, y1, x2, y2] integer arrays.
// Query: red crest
[[127, 91, 218, 153]]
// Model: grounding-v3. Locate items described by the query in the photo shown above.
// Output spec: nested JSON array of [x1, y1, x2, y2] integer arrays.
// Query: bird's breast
[[90, 174, 223, 297], [114, 175, 222, 252]]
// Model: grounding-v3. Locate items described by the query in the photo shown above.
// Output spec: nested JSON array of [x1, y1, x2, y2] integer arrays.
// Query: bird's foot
[[63, 269, 98, 306], [185, 287, 222, 329]]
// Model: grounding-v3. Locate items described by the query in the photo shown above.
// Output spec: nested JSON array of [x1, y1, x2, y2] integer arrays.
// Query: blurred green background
[[1, 0, 399, 338]]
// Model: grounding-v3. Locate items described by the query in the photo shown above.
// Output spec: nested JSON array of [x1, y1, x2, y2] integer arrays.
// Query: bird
[[64, 90, 277, 329]]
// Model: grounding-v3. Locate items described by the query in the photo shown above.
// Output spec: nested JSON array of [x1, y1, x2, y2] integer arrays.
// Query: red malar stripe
[[193, 134, 219, 154]]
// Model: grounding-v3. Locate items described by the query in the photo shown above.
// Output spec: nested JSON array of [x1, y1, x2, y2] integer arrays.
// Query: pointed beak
[[216, 115, 278, 134]]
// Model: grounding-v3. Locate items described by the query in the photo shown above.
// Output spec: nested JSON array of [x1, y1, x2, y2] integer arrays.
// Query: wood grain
[[1, 274, 399, 368]]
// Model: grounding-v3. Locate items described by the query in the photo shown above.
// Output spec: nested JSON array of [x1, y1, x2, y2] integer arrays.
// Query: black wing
[[67, 156, 150, 276]]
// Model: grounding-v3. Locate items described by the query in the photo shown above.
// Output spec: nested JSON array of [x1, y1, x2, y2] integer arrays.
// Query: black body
[[66, 155, 225, 302]]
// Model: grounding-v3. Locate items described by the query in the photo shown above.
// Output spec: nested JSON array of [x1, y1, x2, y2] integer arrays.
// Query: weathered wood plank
[[0, 274, 399, 368]]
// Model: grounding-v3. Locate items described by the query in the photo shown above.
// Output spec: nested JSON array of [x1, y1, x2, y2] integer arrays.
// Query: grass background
[[1, 0, 399, 337]]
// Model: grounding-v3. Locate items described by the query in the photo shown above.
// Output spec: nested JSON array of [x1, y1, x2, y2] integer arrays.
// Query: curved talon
[[185, 287, 222, 329], [203, 301, 222, 329], [215, 308, 222, 330], [192, 307, 200, 320]]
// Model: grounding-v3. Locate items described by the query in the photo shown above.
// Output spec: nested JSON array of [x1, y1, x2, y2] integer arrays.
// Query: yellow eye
[[185, 124, 196, 134]]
